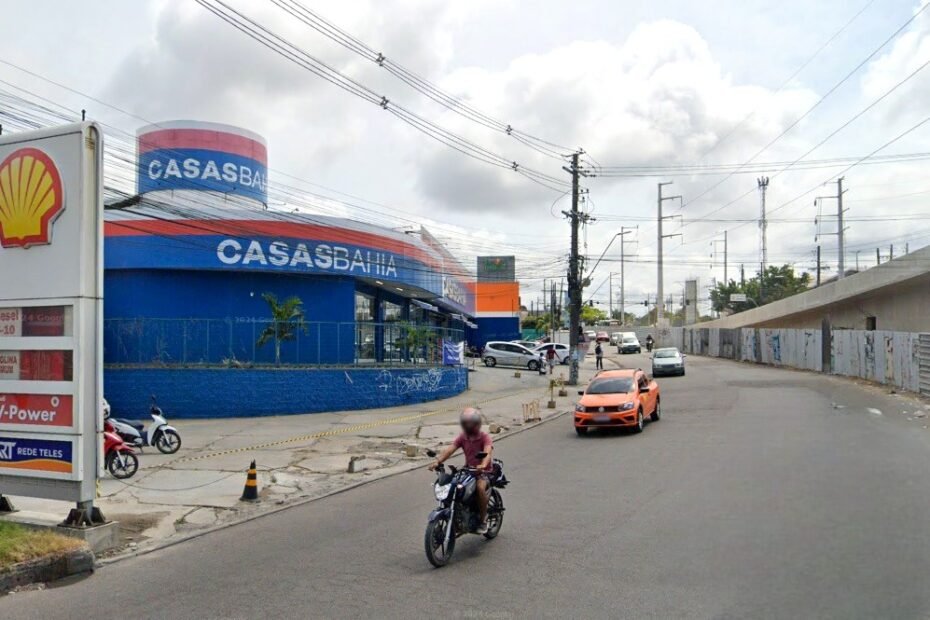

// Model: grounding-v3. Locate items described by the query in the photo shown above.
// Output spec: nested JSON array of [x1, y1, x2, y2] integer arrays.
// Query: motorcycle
[[645, 338, 654, 352], [104, 418, 139, 479], [109, 395, 182, 454], [423, 449, 508, 567]]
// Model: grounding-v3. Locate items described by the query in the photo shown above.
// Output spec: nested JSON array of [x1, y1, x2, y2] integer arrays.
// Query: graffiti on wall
[[671, 326, 919, 393], [376, 367, 464, 395]]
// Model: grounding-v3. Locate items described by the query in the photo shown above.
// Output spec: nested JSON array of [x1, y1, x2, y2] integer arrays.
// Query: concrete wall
[[696, 247, 930, 332], [668, 327, 920, 392], [104, 365, 469, 419]]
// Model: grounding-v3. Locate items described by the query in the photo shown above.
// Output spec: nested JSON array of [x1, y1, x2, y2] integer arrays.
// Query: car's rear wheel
[[484, 357, 496, 367], [634, 409, 644, 433], [651, 398, 661, 422], [528, 360, 540, 371], [575, 426, 587, 436]]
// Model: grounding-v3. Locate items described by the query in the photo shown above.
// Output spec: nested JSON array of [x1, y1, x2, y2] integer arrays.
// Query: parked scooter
[[109, 396, 182, 454], [103, 417, 139, 479]]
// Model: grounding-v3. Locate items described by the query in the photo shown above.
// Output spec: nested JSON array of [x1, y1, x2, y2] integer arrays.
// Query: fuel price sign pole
[[0, 124, 104, 526]]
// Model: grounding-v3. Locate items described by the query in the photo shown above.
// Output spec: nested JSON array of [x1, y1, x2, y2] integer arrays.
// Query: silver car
[[533, 342, 570, 364], [483, 341, 542, 370], [651, 347, 685, 376]]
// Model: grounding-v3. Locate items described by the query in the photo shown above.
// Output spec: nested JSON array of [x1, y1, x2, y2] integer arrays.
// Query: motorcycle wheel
[[484, 490, 504, 539], [424, 518, 455, 568], [108, 452, 139, 479], [154, 429, 182, 454]]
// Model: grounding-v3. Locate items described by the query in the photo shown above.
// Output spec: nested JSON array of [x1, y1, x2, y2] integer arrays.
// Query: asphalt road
[[5, 353, 930, 619]]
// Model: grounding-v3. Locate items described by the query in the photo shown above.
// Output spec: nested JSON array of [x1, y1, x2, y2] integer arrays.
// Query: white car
[[609, 332, 623, 345], [618, 334, 642, 354], [483, 341, 542, 370], [533, 342, 570, 364], [585, 330, 597, 341]]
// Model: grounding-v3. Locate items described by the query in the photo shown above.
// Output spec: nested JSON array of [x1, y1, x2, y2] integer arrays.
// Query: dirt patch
[[108, 512, 170, 545]]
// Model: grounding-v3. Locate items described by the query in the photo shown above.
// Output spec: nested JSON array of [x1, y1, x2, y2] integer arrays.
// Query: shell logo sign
[[0, 147, 64, 248]]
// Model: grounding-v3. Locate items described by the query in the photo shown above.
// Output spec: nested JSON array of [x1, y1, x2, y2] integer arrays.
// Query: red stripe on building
[[137, 129, 267, 163], [104, 219, 440, 268]]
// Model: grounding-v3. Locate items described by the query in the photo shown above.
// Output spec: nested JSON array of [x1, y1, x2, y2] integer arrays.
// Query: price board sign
[[0, 123, 103, 504]]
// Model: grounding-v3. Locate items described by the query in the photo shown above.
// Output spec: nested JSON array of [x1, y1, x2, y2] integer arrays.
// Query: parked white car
[[483, 341, 542, 370], [609, 332, 623, 345], [533, 342, 570, 364]]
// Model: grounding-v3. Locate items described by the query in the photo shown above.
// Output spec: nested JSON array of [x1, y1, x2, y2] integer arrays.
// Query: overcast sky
[[3, 0, 929, 315]]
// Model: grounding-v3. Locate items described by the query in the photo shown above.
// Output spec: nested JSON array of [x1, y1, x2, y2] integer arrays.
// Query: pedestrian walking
[[546, 346, 556, 374], [595, 342, 604, 370]]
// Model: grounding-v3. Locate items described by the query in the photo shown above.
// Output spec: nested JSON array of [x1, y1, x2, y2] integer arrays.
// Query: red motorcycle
[[104, 418, 139, 479]]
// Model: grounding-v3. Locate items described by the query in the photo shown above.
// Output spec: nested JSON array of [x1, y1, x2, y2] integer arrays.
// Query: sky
[[3, 0, 930, 316]]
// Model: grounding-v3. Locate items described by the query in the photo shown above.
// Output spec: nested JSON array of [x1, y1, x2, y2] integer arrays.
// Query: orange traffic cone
[[240, 460, 259, 502]]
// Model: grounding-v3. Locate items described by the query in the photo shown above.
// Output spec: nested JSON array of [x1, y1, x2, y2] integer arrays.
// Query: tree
[[581, 304, 607, 325], [256, 293, 308, 365], [710, 265, 812, 314]]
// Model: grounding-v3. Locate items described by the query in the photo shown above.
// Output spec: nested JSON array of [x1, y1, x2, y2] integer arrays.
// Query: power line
[[677, 2, 930, 210], [268, 0, 576, 160], [192, 0, 570, 191]]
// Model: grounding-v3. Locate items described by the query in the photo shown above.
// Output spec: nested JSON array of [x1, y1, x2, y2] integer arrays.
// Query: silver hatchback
[[483, 341, 542, 370]]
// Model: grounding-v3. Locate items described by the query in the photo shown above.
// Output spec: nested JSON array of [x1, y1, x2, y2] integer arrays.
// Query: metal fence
[[104, 318, 464, 367]]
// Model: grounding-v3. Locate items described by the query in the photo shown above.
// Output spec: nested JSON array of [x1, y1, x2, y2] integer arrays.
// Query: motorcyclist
[[428, 407, 493, 533], [645, 334, 654, 351]]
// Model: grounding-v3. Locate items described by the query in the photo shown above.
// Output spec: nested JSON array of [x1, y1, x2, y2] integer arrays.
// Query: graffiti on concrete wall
[[376, 367, 464, 395], [672, 325, 919, 393]]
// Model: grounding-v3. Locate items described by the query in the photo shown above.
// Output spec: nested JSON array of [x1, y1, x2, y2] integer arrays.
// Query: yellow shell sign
[[0, 147, 65, 248]]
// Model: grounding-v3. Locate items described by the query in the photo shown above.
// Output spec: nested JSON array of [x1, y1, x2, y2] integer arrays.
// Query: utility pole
[[876, 248, 881, 265], [816, 246, 821, 286], [740, 264, 745, 286], [836, 177, 846, 279], [757, 176, 769, 302], [619, 226, 634, 326], [563, 151, 587, 386], [657, 182, 681, 324], [855, 250, 860, 272], [889, 244, 894, 260], [711, 231, 728, 285]]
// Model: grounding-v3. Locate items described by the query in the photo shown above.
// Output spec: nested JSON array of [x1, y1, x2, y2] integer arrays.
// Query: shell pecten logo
[[0, 147, 64, 248]]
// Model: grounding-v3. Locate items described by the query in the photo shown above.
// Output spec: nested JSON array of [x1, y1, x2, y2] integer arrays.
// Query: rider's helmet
[[460, 407, 482, 435]]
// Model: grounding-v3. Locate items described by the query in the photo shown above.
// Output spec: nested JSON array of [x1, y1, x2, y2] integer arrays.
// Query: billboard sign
[[730, 293, 748, 303], [0, 123, 103, 503], [477, 256, 515, 282], [137, 121, 268, 205]]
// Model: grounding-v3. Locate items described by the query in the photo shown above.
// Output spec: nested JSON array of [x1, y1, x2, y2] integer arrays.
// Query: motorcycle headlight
[[434, 483, 452, 501], [575, 404, 586, 412], [620, 402, 635, 411]]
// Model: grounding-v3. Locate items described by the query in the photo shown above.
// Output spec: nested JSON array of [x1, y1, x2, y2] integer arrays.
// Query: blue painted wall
[[104, 269, 357, 365], [105, 269, 355, 320], [473, 317, 521, 348], [104, 366, 469, 418]]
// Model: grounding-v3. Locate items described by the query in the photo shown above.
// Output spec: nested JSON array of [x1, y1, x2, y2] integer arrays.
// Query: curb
[[97, 408, 572, 567], [0, 547, 94, 595]]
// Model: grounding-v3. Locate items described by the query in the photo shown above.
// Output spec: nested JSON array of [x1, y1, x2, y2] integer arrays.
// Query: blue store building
[[103, 121, 478, 418]]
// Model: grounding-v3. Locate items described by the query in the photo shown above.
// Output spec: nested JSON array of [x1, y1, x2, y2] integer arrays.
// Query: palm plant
[[256, 293, 308, 365]]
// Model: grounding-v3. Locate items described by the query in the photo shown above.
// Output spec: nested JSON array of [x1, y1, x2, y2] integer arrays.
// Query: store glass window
[[355, 292, 375, 321], [384, 301, 403, 322]]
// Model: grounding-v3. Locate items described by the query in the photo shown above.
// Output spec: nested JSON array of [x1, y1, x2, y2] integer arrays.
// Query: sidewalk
[[4, 361, 601, 556]]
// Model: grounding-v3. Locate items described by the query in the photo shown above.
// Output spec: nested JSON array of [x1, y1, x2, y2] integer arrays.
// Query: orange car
[[573, 369, 660, 436]]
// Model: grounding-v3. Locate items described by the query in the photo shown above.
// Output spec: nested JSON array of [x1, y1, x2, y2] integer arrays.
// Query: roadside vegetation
[[0, 522, 84, 569]]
